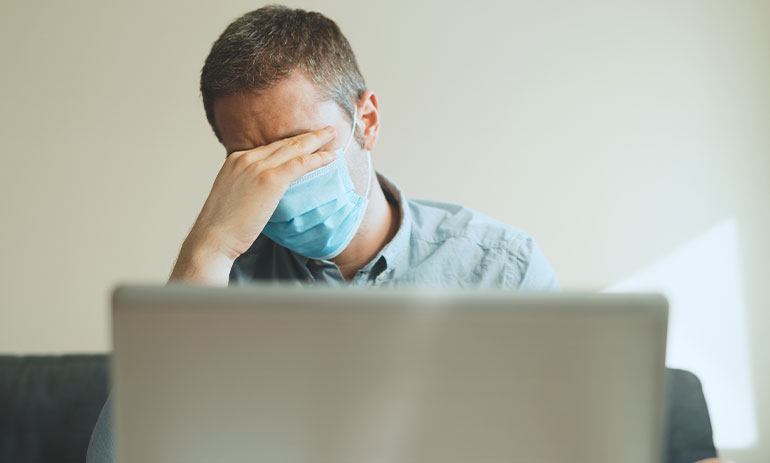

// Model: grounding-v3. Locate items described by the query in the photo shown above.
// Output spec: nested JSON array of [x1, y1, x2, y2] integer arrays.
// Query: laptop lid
[[111, 284, 667, 463]]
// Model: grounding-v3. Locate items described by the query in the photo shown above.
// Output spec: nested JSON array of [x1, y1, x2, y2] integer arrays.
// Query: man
[[167, 5, 559, 290], [86, 5, 558, 462]]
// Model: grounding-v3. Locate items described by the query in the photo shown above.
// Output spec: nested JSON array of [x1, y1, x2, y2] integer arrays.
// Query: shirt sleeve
[[86, 393, 115, 463], [508, 236, 561, 292]]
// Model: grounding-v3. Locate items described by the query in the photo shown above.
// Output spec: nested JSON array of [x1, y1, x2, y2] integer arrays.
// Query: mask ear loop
[[342, 106, 373, 199], [363, 149, 373, 199], [340, 106, 357, 155]]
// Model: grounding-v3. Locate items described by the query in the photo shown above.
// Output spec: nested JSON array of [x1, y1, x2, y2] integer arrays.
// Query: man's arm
[[84, 127, 340, 463], [169, 229, 238, 286], [168, 125, 339, 286]]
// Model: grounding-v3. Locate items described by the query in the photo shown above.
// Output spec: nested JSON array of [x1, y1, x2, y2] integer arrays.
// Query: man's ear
[[356, 90, 380, 151]]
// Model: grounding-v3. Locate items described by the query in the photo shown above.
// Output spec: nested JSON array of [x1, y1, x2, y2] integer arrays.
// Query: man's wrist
[[169, 235, 236, 286]]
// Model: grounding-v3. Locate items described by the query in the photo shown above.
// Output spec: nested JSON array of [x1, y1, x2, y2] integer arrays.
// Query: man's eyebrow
[[226, 127, 315, 156]]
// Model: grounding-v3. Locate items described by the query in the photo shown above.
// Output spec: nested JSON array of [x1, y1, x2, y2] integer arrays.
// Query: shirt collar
[[373, 171, 412, 280]]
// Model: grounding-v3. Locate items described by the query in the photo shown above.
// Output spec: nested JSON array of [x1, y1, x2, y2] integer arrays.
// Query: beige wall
[[1, 0, 767, 460]]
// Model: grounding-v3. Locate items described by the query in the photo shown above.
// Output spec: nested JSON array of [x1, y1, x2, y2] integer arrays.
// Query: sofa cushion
[[0, 355, 109, 463]]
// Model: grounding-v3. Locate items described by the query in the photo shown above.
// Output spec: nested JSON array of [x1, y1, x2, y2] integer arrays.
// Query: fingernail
[[324, 125, 335, 133]]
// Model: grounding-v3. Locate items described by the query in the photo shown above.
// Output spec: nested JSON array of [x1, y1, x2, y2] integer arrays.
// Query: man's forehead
[[214, 88, 338, 154]]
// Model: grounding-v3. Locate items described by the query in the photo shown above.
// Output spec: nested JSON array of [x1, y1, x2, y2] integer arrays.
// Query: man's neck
[[331, 177, 400, 282]]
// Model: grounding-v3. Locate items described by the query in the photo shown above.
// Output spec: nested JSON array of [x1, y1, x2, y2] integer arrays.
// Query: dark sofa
[[1, 355, 109, 463], [0, 354, 717, 463]]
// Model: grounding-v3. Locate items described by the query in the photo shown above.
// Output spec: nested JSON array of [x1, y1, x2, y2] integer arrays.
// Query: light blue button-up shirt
[[229, 172, 559, 291]]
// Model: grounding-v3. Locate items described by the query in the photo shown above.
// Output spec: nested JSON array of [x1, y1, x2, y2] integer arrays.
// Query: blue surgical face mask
[[261, 107, 372, 260]]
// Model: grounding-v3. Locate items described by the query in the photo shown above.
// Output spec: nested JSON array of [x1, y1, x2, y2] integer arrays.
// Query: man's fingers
[[271, 149, 337, 184], [229, 125, 336, 168], [261, 126, 337, 168]]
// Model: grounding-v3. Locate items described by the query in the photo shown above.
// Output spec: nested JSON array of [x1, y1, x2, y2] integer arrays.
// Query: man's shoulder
[[406, 197, 531, 254], [404, 197, 560, 290]]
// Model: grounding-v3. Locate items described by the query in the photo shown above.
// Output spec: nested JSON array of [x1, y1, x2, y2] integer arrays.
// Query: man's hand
[[169, 125, 338, 286]]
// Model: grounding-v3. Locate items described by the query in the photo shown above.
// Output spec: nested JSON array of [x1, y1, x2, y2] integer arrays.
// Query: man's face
[[212, 69, 370, 196]]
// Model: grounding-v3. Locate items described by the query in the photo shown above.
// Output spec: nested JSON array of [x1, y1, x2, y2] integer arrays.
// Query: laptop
[[111, 284, 668, 463]]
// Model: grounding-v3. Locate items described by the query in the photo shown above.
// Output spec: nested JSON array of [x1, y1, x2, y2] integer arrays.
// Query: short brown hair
[[200, 5, 367, 142]]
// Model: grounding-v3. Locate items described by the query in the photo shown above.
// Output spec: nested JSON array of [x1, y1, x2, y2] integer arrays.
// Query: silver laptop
[[111, 284, 667, 463]]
